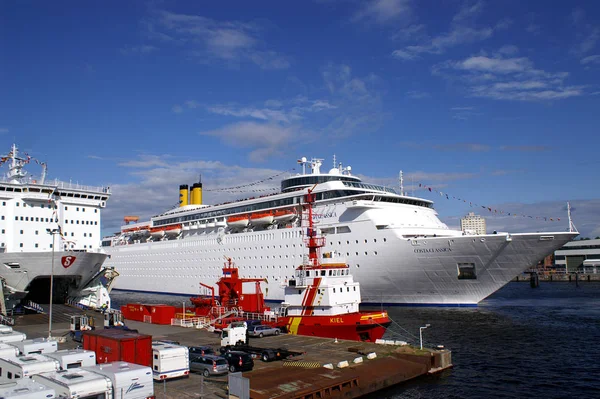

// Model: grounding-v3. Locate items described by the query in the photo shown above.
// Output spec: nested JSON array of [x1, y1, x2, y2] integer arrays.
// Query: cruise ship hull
[[0, 251, 108, 306], [106, 227, 577, 306]]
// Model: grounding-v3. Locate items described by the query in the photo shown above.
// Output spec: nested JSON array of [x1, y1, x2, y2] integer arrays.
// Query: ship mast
[[303, 185, 326, 268], [399, 170, 404, 196], [567, 202, 578, 233]]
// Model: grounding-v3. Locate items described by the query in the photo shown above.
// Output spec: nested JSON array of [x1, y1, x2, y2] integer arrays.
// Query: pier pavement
[[13, 305, 452, 399]]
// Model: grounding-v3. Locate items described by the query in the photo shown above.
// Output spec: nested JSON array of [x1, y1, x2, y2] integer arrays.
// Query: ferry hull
[[0, 251, 108, 306], [279, 311, 390, 342]]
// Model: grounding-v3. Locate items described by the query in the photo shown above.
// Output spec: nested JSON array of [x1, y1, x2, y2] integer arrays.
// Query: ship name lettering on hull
[[330, 317, 344, 323], [413, 248, 452, 254]]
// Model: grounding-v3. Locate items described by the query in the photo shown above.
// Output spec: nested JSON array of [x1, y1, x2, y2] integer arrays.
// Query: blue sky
[[1, 0, 599, 238]]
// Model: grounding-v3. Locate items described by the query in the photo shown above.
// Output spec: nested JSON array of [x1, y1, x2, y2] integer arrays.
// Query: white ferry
[[0, 144, 110, 311], [103, 157, 577, 306]]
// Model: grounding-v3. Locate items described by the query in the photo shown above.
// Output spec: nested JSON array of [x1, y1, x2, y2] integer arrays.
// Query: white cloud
[[391, 1, 499, 61], [581, 54, 600, 64], [172, 105, 183, 114], [391, 49, 419, 61], [434, 53, 585, 101], [0, 128, 8, 134], [353, 0, 412, 25], [199, 121, 304, 162], [498, 45, 519, 55], [570, 7, 600, 56], [144, 10, 290, 70]]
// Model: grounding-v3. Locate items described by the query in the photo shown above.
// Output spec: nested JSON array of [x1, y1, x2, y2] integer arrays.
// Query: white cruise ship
[[103, 157, 577, 306], [0, 144, 111, 311]]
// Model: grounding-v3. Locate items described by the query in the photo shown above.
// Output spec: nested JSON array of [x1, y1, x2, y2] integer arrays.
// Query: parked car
[[248, 325, 280, 338], [189, 354, 229, 377], [189, 345, 216, 356], [221, 351, 254, 372]]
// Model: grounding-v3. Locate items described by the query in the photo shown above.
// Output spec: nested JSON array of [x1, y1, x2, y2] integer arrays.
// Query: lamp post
[[46, 228, 59, 339], [419, 324, 431, 350]]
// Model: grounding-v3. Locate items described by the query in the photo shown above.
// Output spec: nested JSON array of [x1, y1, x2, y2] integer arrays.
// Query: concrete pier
[[12, 305, 452, 399]]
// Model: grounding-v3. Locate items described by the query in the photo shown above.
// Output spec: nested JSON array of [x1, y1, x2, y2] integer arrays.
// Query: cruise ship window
[[25, 217, 29, 221], [19, 243, 23, 248], [1, 216, 3, 220], [16, 203, 19, 207], [71, 233, 74, 237], [35, 243, 38, 248], [83, 208, 85, 212], [76, 207, 79, 211], [65, 206, 68, 210], [1, 201, 4, 206], [35, 231, 38, 235], [20, 230, 23, 234], [1, 230, 4, 234]]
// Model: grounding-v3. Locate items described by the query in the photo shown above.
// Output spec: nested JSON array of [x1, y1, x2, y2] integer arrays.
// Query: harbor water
[[111, 282, 600, 399]]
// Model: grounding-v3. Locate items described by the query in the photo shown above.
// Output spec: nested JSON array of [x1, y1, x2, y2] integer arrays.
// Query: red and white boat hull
[[277, 311, 390, 342]]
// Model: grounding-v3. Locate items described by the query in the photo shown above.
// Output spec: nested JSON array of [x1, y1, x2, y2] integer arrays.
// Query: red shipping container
[[121, 303, 152, 322], [148, 305, 175, 325], [83, 329, 152, 367]]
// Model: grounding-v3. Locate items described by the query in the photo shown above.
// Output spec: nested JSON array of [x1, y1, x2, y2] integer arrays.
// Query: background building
[[460, 212, 486, 235], [554, 238, 600, 273]]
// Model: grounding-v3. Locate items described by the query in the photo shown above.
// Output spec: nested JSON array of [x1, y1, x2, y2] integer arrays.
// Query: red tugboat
[[273, 186, 391, 342]]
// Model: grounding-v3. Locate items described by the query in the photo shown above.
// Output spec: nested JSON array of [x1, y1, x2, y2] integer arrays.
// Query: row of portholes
[[331, 238, 387, 246]]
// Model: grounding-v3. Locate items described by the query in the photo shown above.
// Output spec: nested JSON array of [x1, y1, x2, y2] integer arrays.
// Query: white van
[[0, 330, 27, 344], [34, 368, 112, 399], [151, 341, 189, 381], [0, 379, 56, 399], [0, 342, 20, 358], [13, 338, 58, 355], [85, 362, 154, 399], [0, 354, 60, 383], [45, 349, 97, 370]]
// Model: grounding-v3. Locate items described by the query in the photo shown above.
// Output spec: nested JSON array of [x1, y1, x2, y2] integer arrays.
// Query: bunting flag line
[[417, 183, 563, 223], [205, 168, 294, 192]]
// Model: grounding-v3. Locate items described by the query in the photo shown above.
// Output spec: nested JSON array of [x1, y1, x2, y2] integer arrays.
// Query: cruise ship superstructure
[[0, 144, 111, 311], [103, 157, 577, 306]]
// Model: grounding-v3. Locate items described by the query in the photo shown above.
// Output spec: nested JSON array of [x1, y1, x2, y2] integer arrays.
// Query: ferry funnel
[[179, 184, 189, 207], [191, 182, 203, 205]]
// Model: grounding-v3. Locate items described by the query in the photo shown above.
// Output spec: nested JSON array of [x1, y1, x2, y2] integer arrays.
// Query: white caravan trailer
[[0, 325, 13, 333], [151, 341, 189, 381], [13, 338, 58, 355], [0, 330, 26, 344], [0, 379, 56, 399], [85, 362, 154, 399], [0, 354, 60, 383], [45, 349, 97, 370], [34, 368, 112, 399], [0, 342, 20, 358]]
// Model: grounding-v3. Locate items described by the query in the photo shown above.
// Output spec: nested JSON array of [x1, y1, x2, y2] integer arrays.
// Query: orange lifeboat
[[227, 214, 250, 228], [250, 211, 274, 226], [149, 224, 182, 238], [273, 209, 296, 223]]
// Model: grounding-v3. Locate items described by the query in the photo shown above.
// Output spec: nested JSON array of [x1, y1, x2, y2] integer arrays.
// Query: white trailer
[[0, 330, 26, 344], [34, 368, 113, 399], [13, 338, 58, 355], [151, 341, 189, 381], [0, 379, 56, 399], [45, 349, 97, 370], [0, 325, 13, 333], [0, 342, 20, 358], [0, 354, 60, 383], [85, 362, 154, 399]]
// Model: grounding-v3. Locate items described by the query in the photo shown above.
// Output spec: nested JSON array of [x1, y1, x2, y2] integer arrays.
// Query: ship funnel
[[179, 184, 189, 207], [191, 182, 203, 205]]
